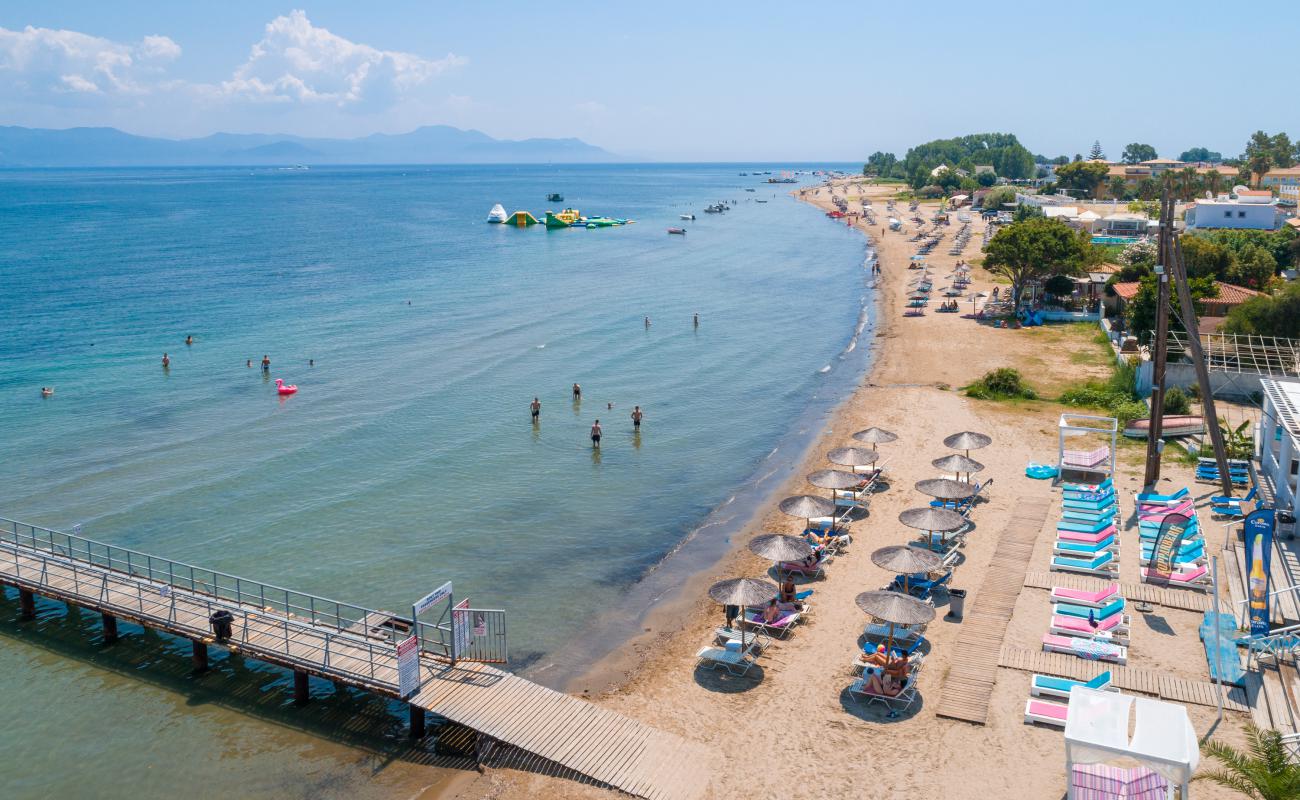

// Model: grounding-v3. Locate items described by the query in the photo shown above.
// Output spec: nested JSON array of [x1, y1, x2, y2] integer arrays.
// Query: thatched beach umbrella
[[852, 427, 897, 449], [932, 453, 985, 482], [827, 447, 880, 471], [943, 430, 992, 458], [899, 506, 968, 548], [779, 494, 836, 531], [708, 577, 778, 652], [872, 545, 944, 586], [749, 533, 813, 565], [915, 477, 978, 500], [855, 589, 936, 655], [808, 469, 863, 490]]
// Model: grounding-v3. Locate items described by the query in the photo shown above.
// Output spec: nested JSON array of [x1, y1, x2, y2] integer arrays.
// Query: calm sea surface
[[0, 164, 871, 798]]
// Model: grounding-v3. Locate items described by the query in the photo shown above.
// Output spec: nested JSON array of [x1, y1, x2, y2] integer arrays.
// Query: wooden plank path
[[935, 496, 1051, 724], [998, 645, 1250, 712], [0, 538, 711, 800], [1022, 571, 1220, 613]]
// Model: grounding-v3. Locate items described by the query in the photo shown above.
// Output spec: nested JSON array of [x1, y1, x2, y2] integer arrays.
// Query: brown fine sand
[[442, 180, 1253, 800]]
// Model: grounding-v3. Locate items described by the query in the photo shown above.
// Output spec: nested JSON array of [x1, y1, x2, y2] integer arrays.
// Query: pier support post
[[293, 670, 309, 704], [19, 589, 35, 620], [191, 640, 209, 672], [409, 704, 426, 740], [101, 613, 119, 643]]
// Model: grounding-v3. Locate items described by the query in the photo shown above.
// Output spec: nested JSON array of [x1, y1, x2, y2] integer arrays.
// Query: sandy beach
[[444, 179, 1255, 800]]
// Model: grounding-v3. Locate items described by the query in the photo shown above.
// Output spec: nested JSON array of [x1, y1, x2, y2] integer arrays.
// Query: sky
[[2, 0, 1298, 162]]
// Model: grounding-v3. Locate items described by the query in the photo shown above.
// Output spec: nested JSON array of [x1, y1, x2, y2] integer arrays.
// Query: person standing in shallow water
[[161, 353, 170, 368], [631, 406, 643, 430], [572, 383, 581, 401], [530, 397, 541, 422], [261, 355, 271, 371], [590, 419, 602, 448]]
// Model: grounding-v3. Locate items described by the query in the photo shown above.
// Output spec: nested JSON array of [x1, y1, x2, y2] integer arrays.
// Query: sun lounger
[[1138, 499, 1194, 519], [1064, 477, 1112, 494], [1058, 517, 1116, 535], [780, 555, 830, 578], [696, 646, 757, 676], [1135, 487, 1189, 506], [1051, 551, 1118, 576], [1139, 539, 1205, 563], [1042, 634, 1127, 664], [1061, 506, 1117, 523], [1140, 563, 1211, 590], [1030, 670, 1113, 699], [1053, 597, 1124, 620], [714, 626, 771, 652], [1063, 494, 1116, 511], [1053, 536, 1117, 556], [1212, 486, 1256, 509], [740, 609, 802, 637], [1050, 584, 1120, 607], [848, 671, 919, 712], [1056, 526, 1118, 544], [1023, 698, 1069, 727], [889, 570, 951, 598], [1049, 614, 1129, 644]]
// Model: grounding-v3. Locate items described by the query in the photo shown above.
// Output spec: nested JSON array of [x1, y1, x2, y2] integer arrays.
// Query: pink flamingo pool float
[[274, 378, 298, 396]]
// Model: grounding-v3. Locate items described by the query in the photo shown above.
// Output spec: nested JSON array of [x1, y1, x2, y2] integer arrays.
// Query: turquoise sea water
[[0, 164, 871, 798]]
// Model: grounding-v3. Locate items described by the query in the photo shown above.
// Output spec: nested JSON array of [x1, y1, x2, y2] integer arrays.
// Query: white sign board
[[396, 635, 421, 698], [452, 598, 471, 659], [413, 582, 452, 617]]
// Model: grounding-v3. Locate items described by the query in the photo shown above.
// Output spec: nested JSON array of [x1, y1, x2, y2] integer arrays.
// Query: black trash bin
[[947, 589, 967, 621], [1279, 511, 1297, 541], [209, 609, 234, 641]]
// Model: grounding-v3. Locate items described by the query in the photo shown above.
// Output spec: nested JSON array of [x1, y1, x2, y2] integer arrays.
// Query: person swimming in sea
[[185, 335, 193, 346], [40, 386, 54, 397], [693, 312, 699, 328], [261, 355, 271, 371], [309, 359, 314, 367], [631, 405, 643, 429], [590, 420, 602, 448], [530, 396, 541, 421], [161, 353, 170, 368], [246, 359, 252, 368], [644, 316, 651, 328]]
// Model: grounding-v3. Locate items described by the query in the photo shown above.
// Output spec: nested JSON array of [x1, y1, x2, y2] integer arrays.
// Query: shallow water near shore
[[0, 163, 868, 797]]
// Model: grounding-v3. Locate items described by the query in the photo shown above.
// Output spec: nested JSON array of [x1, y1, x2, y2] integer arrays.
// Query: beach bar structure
[[1058, 414, 1118, 479], [1259, 378, 1300, 511], [0, 516, 708, 800]]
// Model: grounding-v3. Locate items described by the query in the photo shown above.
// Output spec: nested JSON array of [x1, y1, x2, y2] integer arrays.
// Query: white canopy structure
[[1065, 688, 1199, 800], [1058, 414, 1118, 478]]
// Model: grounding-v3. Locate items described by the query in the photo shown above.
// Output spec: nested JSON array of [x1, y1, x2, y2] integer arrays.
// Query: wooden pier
[[0, 517, 710, 800]]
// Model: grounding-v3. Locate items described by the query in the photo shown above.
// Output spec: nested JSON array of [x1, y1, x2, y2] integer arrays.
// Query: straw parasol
[[854, 589, 936, 655], [708, 577, 778, 652], [943, 430, 992, 457], [808, 469, 863, 489], [778, 494, 836, 531], [899, 506, 968, 548], [915, 478, 978, 500], [931, 453, 985, 482], [827, 447, 880, 470], [852, 427, 897, 449], [749, 533, 813, 564], [871, 544, 944, 580]]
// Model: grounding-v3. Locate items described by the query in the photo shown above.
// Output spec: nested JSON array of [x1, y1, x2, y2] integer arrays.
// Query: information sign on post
[[413, 582, 453, 617], [396, 635, 421, 699]]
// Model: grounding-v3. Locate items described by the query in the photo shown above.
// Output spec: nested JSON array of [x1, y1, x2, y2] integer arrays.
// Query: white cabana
[[1058, 414, 1118, 478], [1065, 688, 1199, 800]]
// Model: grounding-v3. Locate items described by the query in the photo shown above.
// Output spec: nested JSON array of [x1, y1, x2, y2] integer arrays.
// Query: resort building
[[1184, 191, 1282, 231], [1095, 212, 1155, 238], [1259, 378, 1300, 512], [1260, 167, 1300, 190]]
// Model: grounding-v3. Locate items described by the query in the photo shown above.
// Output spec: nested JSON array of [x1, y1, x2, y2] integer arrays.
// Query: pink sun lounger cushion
[[1050, 584, 1120, 605], [1057, 527, 1117, 544]]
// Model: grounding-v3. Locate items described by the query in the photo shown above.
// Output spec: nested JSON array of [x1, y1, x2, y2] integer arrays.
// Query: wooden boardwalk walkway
[[0, 528, 710, 800], [936, 496, 1052, 724], [999, 646, 1249, 712], [1022, 571, 1220, 613]]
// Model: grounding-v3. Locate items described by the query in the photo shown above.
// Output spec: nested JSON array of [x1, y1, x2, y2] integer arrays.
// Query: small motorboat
[[745, 188, 756, 192], [667, 228, 687, 235], [274, 378, 298, 396], [680, 214, 695, 220], [486, 203, 507, 224], [547, 193, 564, 202]]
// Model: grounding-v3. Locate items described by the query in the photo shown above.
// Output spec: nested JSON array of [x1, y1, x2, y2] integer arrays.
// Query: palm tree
[[1195, 724, 1300, 799]]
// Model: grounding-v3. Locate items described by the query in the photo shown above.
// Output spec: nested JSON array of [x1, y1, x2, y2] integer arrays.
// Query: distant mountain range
[[0, 125, 618, 167]]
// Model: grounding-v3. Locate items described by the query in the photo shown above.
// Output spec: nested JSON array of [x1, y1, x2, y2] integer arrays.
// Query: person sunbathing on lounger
[[865, 672, 904, 697], [760, 600, 783, 624]]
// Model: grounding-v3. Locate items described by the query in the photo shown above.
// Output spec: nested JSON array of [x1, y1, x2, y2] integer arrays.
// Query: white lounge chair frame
[[1057, 413, 1118, 479]]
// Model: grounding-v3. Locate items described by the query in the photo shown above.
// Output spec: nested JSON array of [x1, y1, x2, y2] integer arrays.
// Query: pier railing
[[0, 517, 506, 663]]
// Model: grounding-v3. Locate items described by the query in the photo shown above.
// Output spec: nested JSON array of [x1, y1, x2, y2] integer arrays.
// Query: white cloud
[[220, 10, 465, 109], [0, 25, 180, 101]]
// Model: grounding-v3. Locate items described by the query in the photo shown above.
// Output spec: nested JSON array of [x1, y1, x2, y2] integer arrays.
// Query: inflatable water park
[[486, 203, 633, 229]]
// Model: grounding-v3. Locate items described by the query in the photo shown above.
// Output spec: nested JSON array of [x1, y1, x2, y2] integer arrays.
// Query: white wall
[[1189, 202, 1279, 230]]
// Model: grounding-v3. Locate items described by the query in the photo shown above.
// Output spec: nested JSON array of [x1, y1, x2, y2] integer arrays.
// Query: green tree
[[1126, 274, 1217, 341], [1195, 723, 1300, 800], [1271, 132, 1295, 169], [1054, 161, 1110, 198], [1244, 130, 1276, 186], [865, 151, 898, 177], [983, 217, 1092, 307], [1180, 235, 1234, 280], [901, 132, 1036, 188], [1013, 203, 1045, 221], [1225, 244, 1277, 289], [976, 170, 998, 187], [1089, 140, 1105, 160], [1135, 177, 1160, 200], [1107, 176, 1130, 199], [980, 185, 1018, 210], [1121, 143, 1157, 164], [1203, 169, 1226, 195], [1180, 147, 1223, 163], [1052, 155, 1070, 166], [1044, 274, 1076, 297], [1223, 283, 1300, 338]]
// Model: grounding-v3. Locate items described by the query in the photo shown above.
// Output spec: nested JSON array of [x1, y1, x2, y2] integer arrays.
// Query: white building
[[1260, 378, 1300, 511], [1185, 189, 1282, 231]]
